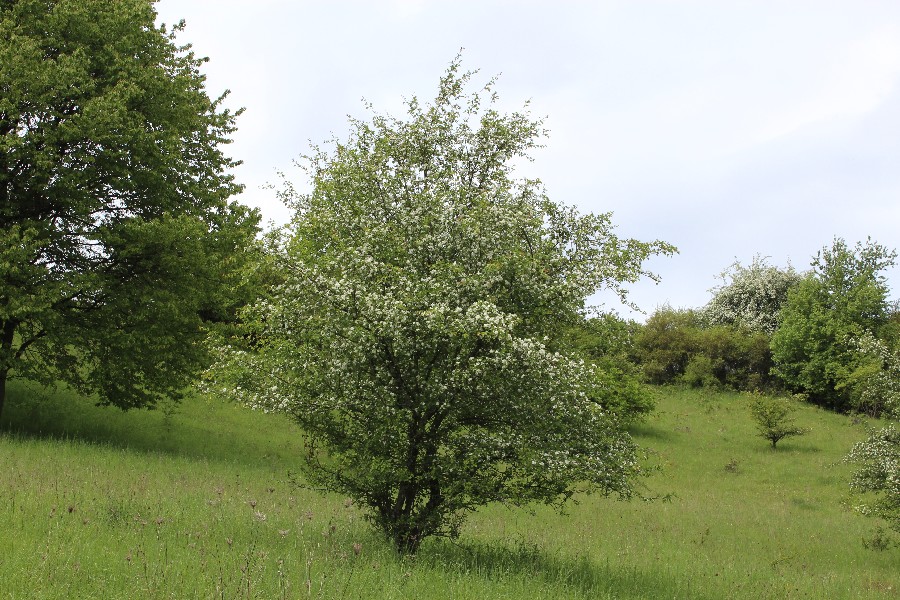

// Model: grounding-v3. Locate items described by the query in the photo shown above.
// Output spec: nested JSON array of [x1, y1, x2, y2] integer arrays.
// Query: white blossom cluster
[[702, 256, 801, 333], [845, 424, 899, 532], [851, 333, 900, 419], [207, 64, 669, 545]]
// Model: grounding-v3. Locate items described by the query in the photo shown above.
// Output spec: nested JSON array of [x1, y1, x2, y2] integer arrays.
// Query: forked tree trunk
[[393, 525, 422, 555]]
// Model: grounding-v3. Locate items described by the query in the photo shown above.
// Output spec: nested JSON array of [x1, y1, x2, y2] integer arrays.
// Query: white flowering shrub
[[701, 256, 800, 334], [212, 60, 675, 553], [845, 425, 900, 534], [846, 333, 900, 418]]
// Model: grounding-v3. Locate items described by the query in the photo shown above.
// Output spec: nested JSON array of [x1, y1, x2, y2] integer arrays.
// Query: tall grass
[[0, 381, 896, 599]]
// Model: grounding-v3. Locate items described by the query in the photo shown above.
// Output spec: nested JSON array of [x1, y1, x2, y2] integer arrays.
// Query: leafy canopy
[[564, 314, 655, 424], [844, 333, 900, 419], [845, 425, 900, 534], [0, 0, 258, 415], [771, 238, 897, 410], [635, 307, 776, 391], [214, 60, 675, 553], [748, 395, 808, 449]]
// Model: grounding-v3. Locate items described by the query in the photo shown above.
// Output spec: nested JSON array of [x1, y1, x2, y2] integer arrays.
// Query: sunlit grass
[[0, 381, 896, 598]]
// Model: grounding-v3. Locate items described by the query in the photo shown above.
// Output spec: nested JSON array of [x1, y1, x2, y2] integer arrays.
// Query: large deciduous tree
[[771, 238, 896, 411], [0, 0, 258, 416], [213, 61, 676, 553]]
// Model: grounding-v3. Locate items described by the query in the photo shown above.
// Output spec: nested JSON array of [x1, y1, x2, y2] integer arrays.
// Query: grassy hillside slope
[[0, 381, 896, 599]]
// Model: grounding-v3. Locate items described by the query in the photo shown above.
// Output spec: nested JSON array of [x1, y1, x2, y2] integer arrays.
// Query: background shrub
[[566, 314, 655, 423], [634, 309, 777, 391]]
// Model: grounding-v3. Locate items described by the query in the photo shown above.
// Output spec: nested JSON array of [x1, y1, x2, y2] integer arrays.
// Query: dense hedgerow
[[634, 307, 776, 391]]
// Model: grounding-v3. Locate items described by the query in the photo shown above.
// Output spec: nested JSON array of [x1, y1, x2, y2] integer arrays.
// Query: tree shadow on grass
[[417, 536, 715, 600], [752, 442, 822, 455], [629, 422, 677, 443], [0, 379, 303, 469]]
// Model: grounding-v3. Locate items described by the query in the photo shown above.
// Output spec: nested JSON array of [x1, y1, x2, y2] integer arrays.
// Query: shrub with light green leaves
[[771, 238, 897, 411], [749, 395, 809, 449], [566, 314, 655, 424]]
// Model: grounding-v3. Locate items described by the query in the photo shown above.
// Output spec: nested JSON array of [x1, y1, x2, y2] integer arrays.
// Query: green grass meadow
[[1, 381, 896, 599]]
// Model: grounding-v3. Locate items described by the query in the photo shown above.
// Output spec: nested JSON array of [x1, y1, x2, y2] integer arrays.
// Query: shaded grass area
[[0, 381, 897, 598], [1, 380, 302, 468]]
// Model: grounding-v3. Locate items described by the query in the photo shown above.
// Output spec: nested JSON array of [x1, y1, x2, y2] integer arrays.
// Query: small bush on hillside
[[862, 527, 897, 551], [682, 355, 719, 389], [749, 395, 809, 449], [845, 424, 900, 534]]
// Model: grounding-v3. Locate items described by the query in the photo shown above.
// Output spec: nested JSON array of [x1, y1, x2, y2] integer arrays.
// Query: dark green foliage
[[0, 0, 259, 415], [694, 326, 774, 391], [633, 308, 700, 385], [634, 308, 776, 391], [682, 354, 720, 389], [771, 238, 897, 411], [565, 314, 655, 423]]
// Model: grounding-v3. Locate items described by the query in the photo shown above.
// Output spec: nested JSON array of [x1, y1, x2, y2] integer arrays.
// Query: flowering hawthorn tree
[[845, 425, 900, 534], [844, 336, 899, 534], [214, 61, 675, 553], [846, 333, 900, 418], [701, 256, 800, 334]]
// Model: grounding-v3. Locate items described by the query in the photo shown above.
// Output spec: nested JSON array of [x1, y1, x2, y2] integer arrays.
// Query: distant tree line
[[572, 241, 899, 419]]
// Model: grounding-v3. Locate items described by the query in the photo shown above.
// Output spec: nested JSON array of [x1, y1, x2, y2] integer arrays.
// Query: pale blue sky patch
[[156, 0, 900, 318]]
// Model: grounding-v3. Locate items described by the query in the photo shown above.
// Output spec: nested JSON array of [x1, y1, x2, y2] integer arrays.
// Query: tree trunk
[[393, 523, 423, 555], [0, 367, 7, 422], [0, 319, 13, 421]]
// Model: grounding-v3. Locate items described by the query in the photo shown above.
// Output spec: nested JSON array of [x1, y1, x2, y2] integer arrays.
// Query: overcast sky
[[155, 0, 900, 318]]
